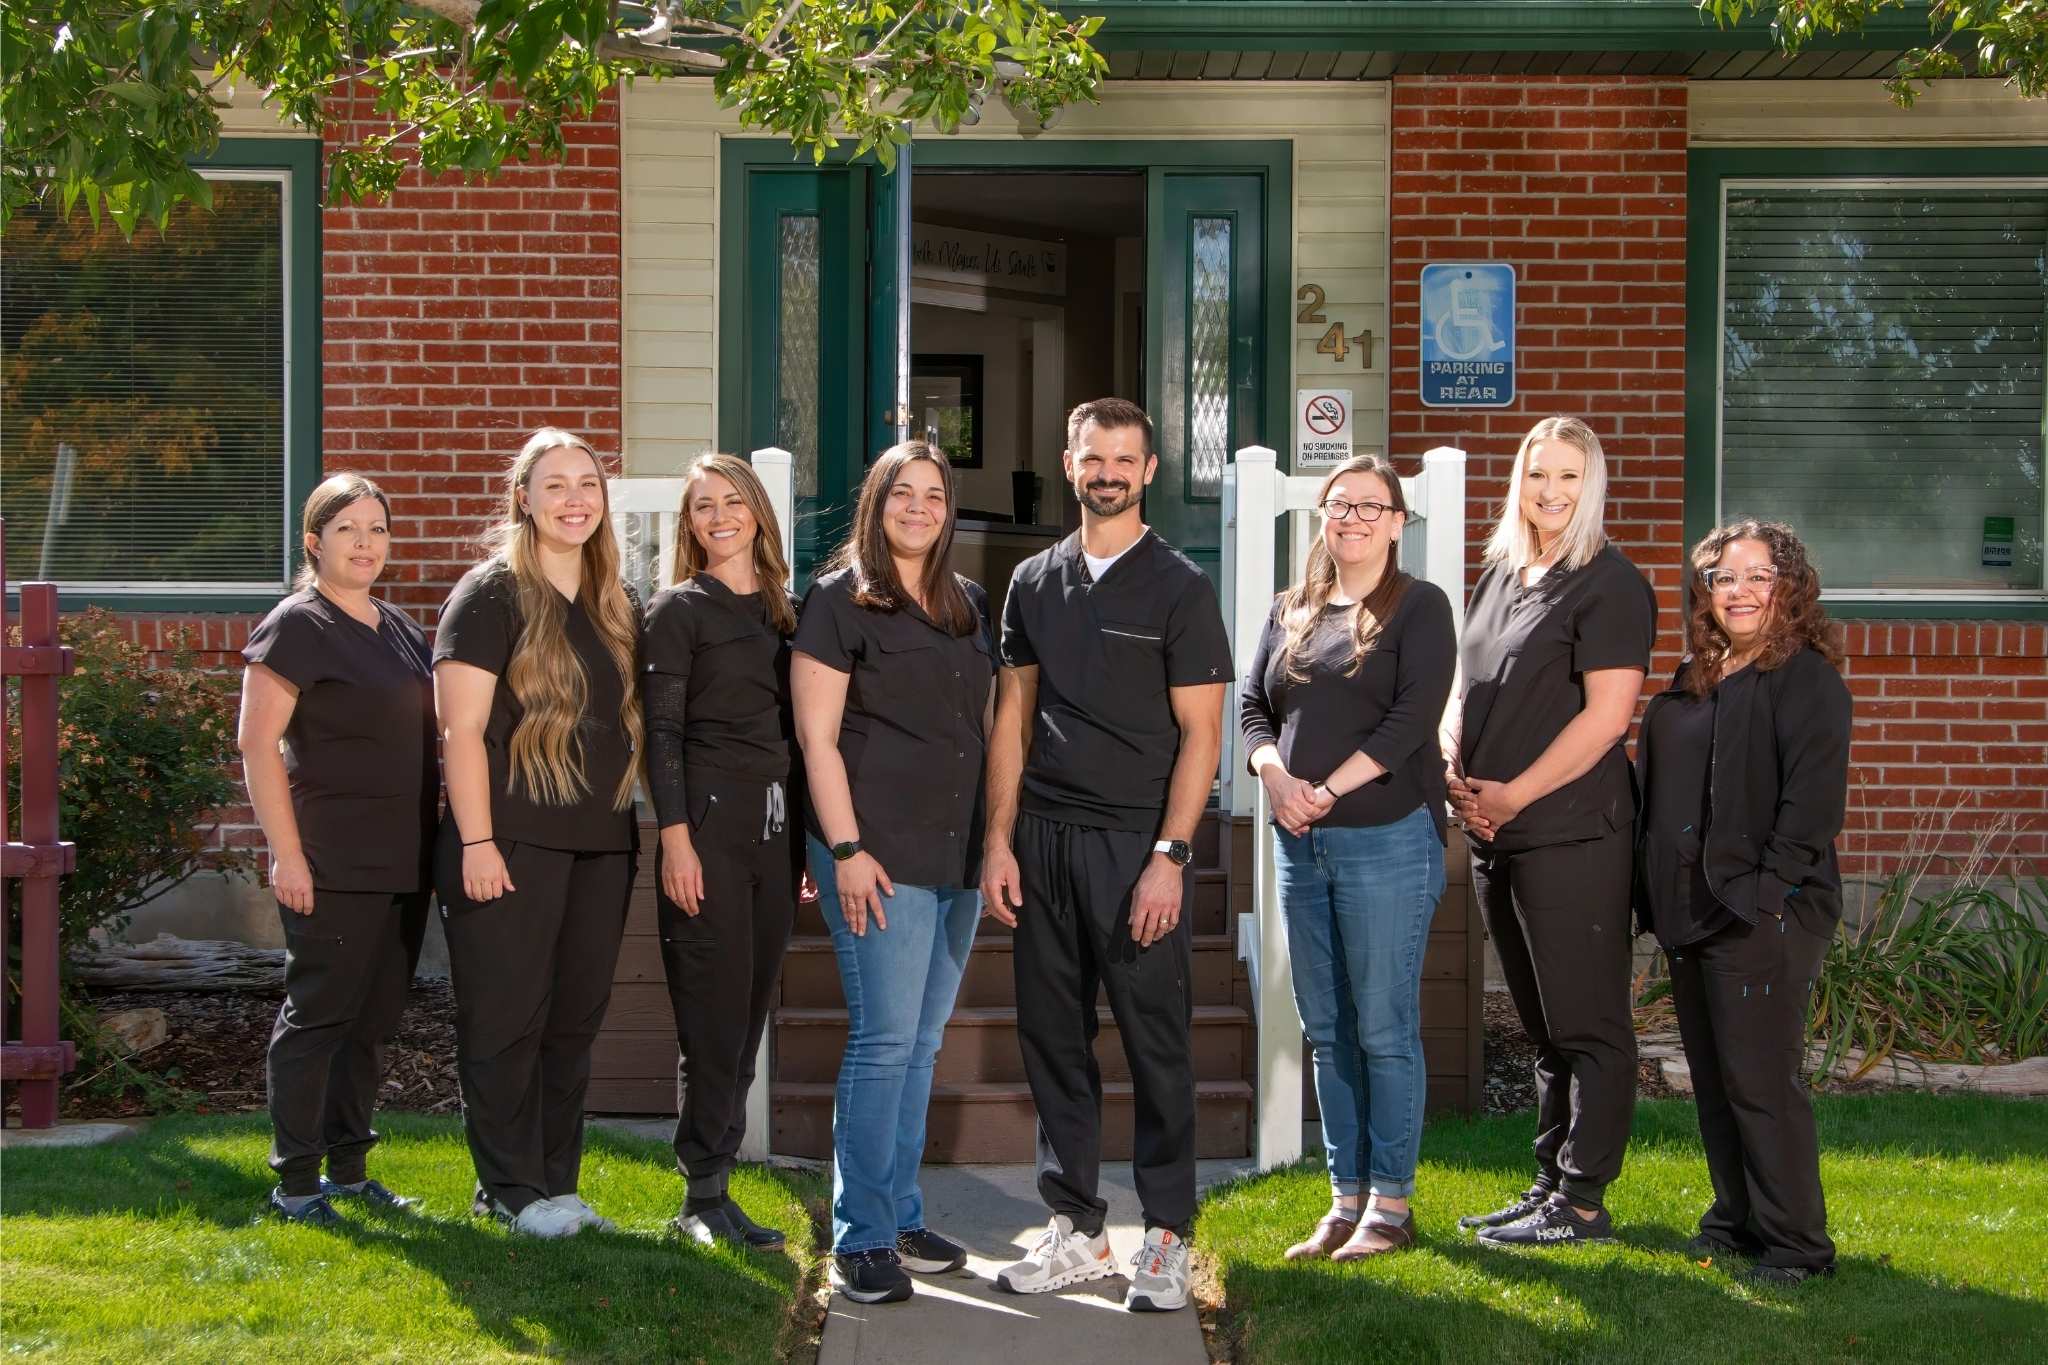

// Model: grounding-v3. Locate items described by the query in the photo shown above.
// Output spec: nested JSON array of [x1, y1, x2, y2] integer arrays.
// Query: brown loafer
[[1283, 1212, 1359, 1261], [1330, 1208, 1417, 1262]]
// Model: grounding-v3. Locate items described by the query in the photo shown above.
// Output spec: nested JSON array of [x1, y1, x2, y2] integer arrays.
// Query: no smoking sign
[[1296, 388, 1352, 470]]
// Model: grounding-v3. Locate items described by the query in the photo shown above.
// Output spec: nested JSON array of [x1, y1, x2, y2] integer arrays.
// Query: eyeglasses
[[1701, 565, 1779, 595], [1319, 498, 1395, 523]]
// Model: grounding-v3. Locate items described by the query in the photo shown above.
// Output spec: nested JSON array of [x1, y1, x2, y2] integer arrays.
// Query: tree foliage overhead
[[1, 1, 1107, 234], [1702, 0, 2048, 104]]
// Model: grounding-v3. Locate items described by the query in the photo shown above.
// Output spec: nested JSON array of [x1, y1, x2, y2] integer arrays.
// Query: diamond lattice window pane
[[1188, 216, 1233, 500], [777, 214, 822, 499]]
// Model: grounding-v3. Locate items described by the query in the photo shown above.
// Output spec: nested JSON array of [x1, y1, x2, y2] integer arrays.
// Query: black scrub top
[[433, 563, 639, 853], [792, 568, 994, 887], [1459, 542, 1657, 852], [243, 589, 437, 894], [641, 574, 799, 830], [1238, 579, 1458, 840], [1001, 530, 1235, 833], [1638, 683, 1730, 946]]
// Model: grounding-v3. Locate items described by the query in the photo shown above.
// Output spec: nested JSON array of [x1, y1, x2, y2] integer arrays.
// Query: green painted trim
[[35, 138, 322, 615], [1685, 145, 2048, 623], [1085, 1, 1925, 53], [914, 140, 1291, 174]]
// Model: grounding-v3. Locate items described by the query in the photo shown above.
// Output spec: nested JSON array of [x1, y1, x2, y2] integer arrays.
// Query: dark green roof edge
[[1081, 2, 1932, 54]]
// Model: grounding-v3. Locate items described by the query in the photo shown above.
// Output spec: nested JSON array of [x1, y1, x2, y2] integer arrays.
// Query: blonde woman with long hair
[[640, 453, 802, 1250], [433, 427, 644, 1239], [1237, 455, 1457, 1262], [1445, 415, 1658, 1249]]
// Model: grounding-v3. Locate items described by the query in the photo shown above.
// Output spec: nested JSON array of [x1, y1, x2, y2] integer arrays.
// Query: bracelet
[[1312, 781, 1335, 800], [461, 835, 495, 847]]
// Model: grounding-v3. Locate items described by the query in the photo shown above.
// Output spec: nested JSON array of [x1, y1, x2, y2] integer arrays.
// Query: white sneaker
[[994, 1214, 1117, 1294], [509, 1196, 588, 1239], [1125, 1226, 1190, 1312], [552, 1192, 616, 1232]]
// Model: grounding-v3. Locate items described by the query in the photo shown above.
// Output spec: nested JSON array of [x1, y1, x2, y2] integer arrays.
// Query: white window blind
[[1, 175, 288, 592], [1720, 182, 2046, 598]]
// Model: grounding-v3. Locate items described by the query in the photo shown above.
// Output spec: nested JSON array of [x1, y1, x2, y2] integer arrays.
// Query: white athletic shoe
[[1125, 1226, 1190, 1312], [509, 1196, 588, 1239], [994, 1214, 1118, 1294], [552, 1192, 616, 1232]]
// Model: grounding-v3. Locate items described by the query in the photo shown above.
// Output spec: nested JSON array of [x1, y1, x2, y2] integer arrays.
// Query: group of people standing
[[241, 398, 1849, 1312]]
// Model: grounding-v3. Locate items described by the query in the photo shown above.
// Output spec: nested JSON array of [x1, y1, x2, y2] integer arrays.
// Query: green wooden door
[[1148, 173, 1265, 583]]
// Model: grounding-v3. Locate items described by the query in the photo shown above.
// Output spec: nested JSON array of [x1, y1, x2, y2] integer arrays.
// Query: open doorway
[[908, 170, 1145, 607]]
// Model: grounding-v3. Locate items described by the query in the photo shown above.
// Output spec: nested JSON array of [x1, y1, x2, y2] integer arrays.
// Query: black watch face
[[831, 841, 860, 862], [1167, 840, 1193, 866]]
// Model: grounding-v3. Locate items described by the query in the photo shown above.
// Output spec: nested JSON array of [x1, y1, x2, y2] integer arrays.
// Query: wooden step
[[770, 1078, 1254, 1162], [772, 1003, 1249, 1086], [778, 933, 1239, 1009], [791, 866, 1232, 938]]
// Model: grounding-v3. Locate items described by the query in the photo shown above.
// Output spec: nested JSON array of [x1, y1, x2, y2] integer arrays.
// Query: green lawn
[[1196, 1094, 2048, 1365], [0, 1113, 826, 1364]]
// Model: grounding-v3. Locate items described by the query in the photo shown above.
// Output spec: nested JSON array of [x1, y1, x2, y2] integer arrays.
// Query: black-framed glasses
[[1701, 565, 1779, 595], [1319, 498, 1394, 523]]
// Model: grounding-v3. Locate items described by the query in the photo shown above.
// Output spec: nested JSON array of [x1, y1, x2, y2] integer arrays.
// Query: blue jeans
[[807, 835, 980, 1253], [1274, 805, 1446, 1198]]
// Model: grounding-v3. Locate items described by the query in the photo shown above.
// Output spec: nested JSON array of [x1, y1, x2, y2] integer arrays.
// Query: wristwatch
[[1153, 838, 1193, 867], [830, 839, 862, 862]]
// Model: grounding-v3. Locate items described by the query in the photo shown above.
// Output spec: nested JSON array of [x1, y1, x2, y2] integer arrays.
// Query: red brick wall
[[119, 91, 626, 857], [1387, 74, 2046, 876]]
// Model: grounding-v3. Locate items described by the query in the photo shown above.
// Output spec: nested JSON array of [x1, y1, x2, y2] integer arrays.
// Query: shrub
[[4, 607, 248, 955]]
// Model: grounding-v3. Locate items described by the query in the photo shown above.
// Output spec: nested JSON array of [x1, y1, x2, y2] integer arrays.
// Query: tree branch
[[853, 0, 924, 68], [406, 0, 483, 24], [595, 34, 727, 71]]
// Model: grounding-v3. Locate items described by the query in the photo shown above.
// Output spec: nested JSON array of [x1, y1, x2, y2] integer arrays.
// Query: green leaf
[[103, 82, 165, 108]]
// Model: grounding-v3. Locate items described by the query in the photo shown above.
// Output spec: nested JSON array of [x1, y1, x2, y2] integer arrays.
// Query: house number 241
[[1297, 284, 1374, 369]]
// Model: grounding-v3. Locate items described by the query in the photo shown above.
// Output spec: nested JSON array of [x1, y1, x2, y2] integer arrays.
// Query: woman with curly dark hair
[[1634, 519, 1850, 1286]]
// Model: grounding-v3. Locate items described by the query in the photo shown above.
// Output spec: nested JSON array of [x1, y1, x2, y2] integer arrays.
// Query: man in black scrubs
[[982, 398, 1231, 1314]]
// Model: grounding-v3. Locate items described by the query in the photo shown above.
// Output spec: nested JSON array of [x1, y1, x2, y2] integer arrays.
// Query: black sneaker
[[1748, 1262, 1835, 1287], [720, 1196, 786, 1249], [268, 1188, 341, 1226], [1475, 1198, 1614, 1249], [669, 1203, 748, 1248], [1685, 1230, 1759, 1259], [831, 1247, 913, 1304], [1458, 1185, 1553, 1230], [896, 1227, 967, 1274], [321, 1176, 418, 1210]]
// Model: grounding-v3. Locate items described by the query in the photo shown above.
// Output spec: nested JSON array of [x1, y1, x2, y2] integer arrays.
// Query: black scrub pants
[[657, 776, 796, 1209], [1013, 812, 1196, 1236], [1669, 909, 1835, 1270], [1471, 824, 1636, 1211], [436, 824, 634, 1215], [267, 889, 430, 1195]]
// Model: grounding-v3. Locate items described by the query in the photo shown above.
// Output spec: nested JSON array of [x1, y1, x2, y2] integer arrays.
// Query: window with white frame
[[1718, 180, 2046, 601], [1, 171, 292, 595]]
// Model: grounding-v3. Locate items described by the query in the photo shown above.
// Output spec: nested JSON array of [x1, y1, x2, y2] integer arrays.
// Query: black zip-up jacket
[[1634, 644, 1852, 947]]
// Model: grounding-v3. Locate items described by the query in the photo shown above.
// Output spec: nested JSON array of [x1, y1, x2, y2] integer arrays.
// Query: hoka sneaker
[[552, 1192, 616, 1232], [319, 1176, 417, 1210], [508, 1196, 588, 1239], [1458, 1185, 1553, 1230], [1125, 1226, 1190, 1313], [896, 1227, 967, 1274], [831, 1247, 914, 1304], [1475, 1197, 1614, 1249], [994, 1214, 1117, 1294], [267, 1187, 341, 1226]]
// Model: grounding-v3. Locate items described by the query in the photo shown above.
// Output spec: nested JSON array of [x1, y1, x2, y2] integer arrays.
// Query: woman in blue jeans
[[1238, 454, 1457, 1261], [791, 442, 996, 1305]]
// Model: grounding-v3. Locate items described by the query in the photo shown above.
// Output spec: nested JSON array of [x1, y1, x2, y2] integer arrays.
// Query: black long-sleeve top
[[1634, 644, 1852, 947], [1238, 577, 1458, 841], [641, 574, 800, 830]]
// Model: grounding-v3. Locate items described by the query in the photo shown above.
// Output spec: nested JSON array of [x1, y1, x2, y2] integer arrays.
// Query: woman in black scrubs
[[434, 427, 643, 1240], [1448, 415, 1658, 1248], [791, 441, 994, 1306], [642, 453, 801, 1249], [241, 473, 436, 1224], [1637, 520, 1848, 1285]]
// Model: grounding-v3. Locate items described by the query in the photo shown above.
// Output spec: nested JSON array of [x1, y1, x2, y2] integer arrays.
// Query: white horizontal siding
[[1690, 79, 2048, 146]]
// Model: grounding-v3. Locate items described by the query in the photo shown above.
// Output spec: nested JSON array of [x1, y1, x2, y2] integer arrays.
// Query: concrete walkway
[[819, 1161, 1247, 1365]]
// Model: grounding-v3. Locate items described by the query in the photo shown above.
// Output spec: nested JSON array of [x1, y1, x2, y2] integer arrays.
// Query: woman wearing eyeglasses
[[1635, 520, 1848, 1286], [1448, 416, 1658, 1248], [1239, 455, 1456, 1261]]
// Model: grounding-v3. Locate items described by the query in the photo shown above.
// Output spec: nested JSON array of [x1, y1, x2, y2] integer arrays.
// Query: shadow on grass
[[1, 1114, 818, 1363]]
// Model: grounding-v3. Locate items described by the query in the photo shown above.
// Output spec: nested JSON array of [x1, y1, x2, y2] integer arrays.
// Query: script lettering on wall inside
[[1297, 282, 1373, 370], [913, 222, 1066, 297]]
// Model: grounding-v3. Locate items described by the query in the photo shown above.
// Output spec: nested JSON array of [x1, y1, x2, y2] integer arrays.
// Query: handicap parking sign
[[1420, 263, 1514, 408]]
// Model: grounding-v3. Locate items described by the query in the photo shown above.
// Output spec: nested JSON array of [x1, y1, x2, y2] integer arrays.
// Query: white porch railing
[[609, 446, 796, 1162], [1220, 444, 1468, 1170]]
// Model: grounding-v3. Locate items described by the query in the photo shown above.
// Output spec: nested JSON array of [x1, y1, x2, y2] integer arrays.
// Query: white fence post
[[750, 445, 797, 569], [1412, 446, 1468, 633]]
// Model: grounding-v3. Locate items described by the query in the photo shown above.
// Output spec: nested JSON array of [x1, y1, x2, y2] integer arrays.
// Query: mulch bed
[[59, 980, 462, 1121], [1483, 988, 1677, 1115]]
